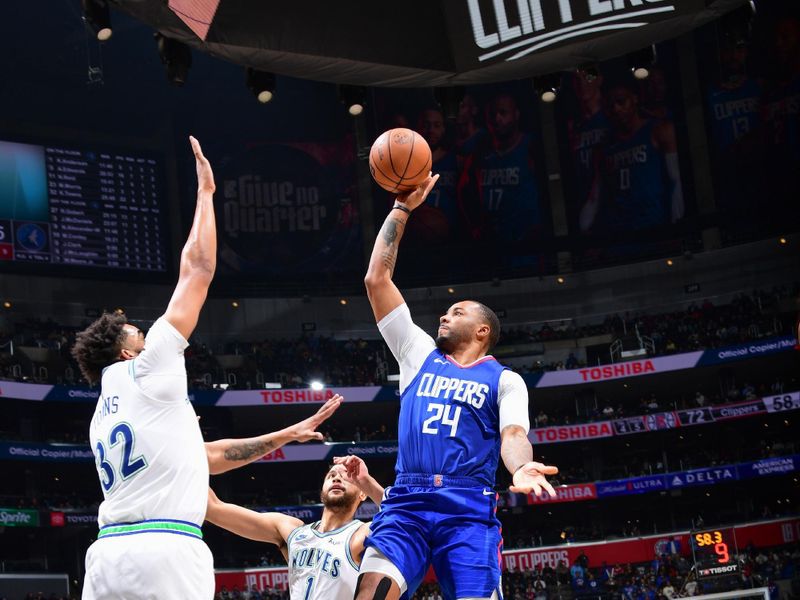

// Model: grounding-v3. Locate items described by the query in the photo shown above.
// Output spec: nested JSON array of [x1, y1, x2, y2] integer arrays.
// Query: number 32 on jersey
[[95, 422, 148, 493]]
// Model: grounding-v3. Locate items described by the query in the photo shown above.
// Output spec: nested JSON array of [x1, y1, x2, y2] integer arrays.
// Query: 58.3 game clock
[[691, 528, 739, 579]]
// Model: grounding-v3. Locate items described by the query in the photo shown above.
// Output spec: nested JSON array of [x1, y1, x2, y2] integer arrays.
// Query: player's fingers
[[532, 462, 558, 475], [316, 398, 340, 418], [531, 480, 543, 497], [508, 485, 528, 494], [333, 456, 345, 464], [189, 136, 202, 156], [542, 480, 557, 497], [422, 174, 440, 197], [312, 432, 324, 441]]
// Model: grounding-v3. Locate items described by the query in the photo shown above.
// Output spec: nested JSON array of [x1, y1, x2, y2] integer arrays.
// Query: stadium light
[[533, 73, 562, 103], [434, 86, 465, 121], [245, 68, 276, 103], [340, 85, 366, 116], [82, 0, 112, 42], [628, 45, 657, 80], [154, 33, 192, 87], [310, 380, 324, 391]]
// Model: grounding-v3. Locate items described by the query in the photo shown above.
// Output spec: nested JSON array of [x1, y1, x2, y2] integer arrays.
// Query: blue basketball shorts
[[364, 476, 503, 600]]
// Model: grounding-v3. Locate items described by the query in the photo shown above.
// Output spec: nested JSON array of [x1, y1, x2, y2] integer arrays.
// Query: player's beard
[[321, 488, 359, 510], [436, 327, 466, 354]]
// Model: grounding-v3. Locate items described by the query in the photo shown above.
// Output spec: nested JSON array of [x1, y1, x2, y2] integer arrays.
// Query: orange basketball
[[369, 128, 432, 194]]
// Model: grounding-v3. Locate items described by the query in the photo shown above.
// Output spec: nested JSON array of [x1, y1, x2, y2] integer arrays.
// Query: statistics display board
[[0, 139, 167, 272]]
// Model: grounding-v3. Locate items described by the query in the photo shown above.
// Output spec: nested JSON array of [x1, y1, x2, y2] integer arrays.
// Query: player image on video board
[[370, 82, 549, 271], [696, 3, 800, 238], [459, 89, 544, 246], [558, 51, 687, 238]]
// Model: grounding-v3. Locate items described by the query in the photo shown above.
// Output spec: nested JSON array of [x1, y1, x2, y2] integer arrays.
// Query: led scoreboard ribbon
[[691, 528, 739, 579]]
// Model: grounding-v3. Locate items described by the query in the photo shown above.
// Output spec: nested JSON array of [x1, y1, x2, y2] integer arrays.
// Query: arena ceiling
[[112, 0, 752, 87]]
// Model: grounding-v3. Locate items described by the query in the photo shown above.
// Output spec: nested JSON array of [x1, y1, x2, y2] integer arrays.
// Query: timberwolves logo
[[16, 223, 48, 252]]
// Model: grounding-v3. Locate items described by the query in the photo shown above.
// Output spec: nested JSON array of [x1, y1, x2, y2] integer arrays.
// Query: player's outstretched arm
[[205, 395, 342, 475], [333, 455, 384, 507], [206, 488, 301, 557], [163, 136, 217, 341], [364, 174, 439, 322], [501, 425, 558, 497]]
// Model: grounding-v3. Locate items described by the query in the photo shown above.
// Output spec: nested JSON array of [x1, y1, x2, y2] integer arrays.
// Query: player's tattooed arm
[[222, 439, 274, 461], [365, 174, 439, 322], [204, 395, 343, 474], [379, 216, 405, 273]]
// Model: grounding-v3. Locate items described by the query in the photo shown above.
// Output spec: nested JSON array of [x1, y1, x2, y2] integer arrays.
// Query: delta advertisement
[[0, 336, 793, 406], [521, 454, 799, 505], [23, 454, 796, 528], [215, 517, 800, 593]]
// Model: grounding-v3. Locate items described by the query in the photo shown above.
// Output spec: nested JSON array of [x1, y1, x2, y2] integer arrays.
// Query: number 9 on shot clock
[[691, 527, 739, 579]]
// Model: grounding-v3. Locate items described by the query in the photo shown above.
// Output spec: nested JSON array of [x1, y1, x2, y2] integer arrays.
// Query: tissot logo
[[466, 0, 676, 62]]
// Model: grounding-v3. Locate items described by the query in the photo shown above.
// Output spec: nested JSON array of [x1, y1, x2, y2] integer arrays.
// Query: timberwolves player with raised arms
[[357, 174, 558, 600], [72, 137, 343, 599], [207, 456, 383, 599]]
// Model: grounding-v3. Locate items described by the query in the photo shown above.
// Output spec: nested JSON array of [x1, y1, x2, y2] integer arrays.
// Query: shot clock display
[[691, 528, 739, 579]]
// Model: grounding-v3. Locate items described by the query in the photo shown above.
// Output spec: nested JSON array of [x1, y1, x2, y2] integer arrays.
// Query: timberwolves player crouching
[[207, 457, 384, 599]]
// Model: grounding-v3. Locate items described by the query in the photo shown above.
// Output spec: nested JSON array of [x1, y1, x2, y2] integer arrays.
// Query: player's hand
[[333, 455, 370, 486], [395, 173, 440, 212], [509, 461, 559, 496], [190, 135, 216, 194], [287, 395, 343, 443]]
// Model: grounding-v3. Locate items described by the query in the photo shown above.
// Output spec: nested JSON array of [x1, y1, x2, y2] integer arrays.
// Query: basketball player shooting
[[207, 455, 384, 599], [357, 175, 558, 600], [72, 136, 343, 600]]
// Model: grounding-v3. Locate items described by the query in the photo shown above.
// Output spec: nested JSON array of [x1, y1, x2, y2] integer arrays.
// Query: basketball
[[369, 128, 432, 194]]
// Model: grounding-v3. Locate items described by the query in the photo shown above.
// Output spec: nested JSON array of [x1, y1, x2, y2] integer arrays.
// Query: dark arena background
[[0, 0, 799, 599]]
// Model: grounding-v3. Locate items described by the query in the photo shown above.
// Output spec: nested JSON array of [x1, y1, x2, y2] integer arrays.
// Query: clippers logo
[[466, 0, 676, 63]]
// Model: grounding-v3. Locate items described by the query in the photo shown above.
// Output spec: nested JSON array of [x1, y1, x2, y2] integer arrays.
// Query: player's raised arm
[[364, 174, 439, 322], [205, 395, 342, 475], [206, 488, 301, 558], [163, 136, 217, 340]]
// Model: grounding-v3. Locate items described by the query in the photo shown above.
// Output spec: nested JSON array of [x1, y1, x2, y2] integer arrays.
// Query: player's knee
[[354, 573, 394, 600]]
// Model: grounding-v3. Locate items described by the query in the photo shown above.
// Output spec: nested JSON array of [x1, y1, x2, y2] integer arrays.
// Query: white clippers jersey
[[89, 317, 208, 527], [287, 520, 363, 600]]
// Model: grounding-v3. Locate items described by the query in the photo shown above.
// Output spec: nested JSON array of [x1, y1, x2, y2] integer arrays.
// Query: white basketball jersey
[[89, 317, 208, 527], [287, 520, 363, 600]]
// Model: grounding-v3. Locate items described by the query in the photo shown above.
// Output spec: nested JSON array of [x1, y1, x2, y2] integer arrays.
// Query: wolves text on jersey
[[291, 547, 341, 578]]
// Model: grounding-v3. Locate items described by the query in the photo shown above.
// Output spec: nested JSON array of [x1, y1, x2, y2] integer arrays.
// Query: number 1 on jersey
[[303, 576, 315, 600], [422, 403, 461, 437]]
